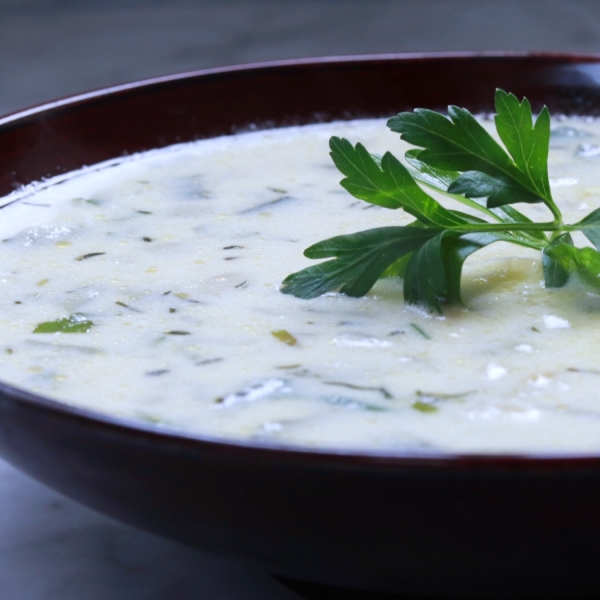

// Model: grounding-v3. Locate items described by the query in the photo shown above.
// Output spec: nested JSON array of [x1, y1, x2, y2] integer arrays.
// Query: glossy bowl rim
[[3, 51, 600, 468]]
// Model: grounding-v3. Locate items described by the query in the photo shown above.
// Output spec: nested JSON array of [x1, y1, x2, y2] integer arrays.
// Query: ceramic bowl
[[2, 54, 600, 598]]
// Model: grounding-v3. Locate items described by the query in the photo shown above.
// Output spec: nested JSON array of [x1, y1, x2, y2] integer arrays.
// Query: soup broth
[[1, 118, 600, 454]]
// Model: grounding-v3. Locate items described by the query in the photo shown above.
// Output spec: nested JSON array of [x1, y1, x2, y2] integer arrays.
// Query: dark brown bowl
[[2, 53, 600, 598]]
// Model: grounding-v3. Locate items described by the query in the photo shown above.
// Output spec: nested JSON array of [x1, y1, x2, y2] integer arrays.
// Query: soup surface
[[2, 117, 600, 454]]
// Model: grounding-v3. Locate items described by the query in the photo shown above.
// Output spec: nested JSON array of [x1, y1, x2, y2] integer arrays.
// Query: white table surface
[[0, 458, 300, 600]]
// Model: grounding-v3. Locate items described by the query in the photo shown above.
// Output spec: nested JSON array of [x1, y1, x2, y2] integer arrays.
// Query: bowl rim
[[4, 51, 600, 469]]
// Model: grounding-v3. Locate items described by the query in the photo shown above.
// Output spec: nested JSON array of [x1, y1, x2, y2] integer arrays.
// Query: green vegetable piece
[[33, 315, 94, 334], [412, 401, 438, 413], [271, 329, 298, 346]]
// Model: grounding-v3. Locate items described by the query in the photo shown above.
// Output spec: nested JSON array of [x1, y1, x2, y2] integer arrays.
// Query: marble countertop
[[0, 459, 299, 599]]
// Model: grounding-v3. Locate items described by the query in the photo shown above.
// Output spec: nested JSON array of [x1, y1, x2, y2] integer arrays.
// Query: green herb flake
[[324, 380, 393, 399], [271, 329, 298, 346], [282, 89, 600, 312], [410, 323, 431, 339], [73, 197, 103, 206], [195, 357, 224, 366], [76, 252, 106, 261], [412, 401, 438, 414], [33, 315, 94, 334]]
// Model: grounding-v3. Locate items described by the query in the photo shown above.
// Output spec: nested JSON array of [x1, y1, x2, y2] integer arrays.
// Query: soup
[[1, 117, 600, 454]]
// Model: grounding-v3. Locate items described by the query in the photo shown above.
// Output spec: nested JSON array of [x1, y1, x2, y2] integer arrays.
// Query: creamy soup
[[2, 118, 600, 454]]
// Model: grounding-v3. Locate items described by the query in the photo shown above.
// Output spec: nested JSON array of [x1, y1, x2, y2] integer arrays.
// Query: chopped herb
[[282, 90, 600, 312], [531, 326, 541, 332], [215, 379, 286, 407], [276, 364, 302, 370], [412, 401, 438, 414], [271, 329, 298, 346], [76, 252, 106, 261], [388, 330, 406, 336], [323, 380, 393, 399], [142, 237, 153, 242], [165, 330, 191, 335], [169, 307, 177, 313], [410, 323, 431, 339], [195, 357, 224, 366], [116, 301, 142, 313], [224, 256, 239, 261], [224, 245, 244, 249], [239, 195, 294, 214], [146, 369, 170, 376], [567, 367, 600, 375], [6, 348, 13, 354], [416, 389, 474, 400], [235, 281, 248, 289], [137, 210, 152, 214], [14, 301, 21, 304], [33, 314, 94, 334]]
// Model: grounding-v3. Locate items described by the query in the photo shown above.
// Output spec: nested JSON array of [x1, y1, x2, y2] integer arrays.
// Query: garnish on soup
[[281, 89, 600, 312]]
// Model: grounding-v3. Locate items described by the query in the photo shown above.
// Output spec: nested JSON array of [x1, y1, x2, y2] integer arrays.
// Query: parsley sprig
[[281, 89, 600, 312]]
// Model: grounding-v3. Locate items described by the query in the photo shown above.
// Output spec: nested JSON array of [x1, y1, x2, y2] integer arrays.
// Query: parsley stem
[[451, 221, 560, 233], [544, 197, 563, 226]]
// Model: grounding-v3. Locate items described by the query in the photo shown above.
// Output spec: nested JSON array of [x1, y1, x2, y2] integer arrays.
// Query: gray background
[[1, 1, 600, 598], [3, 0, 600, 116]]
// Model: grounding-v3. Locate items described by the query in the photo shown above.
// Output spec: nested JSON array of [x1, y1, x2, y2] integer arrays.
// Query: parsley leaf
[[282, 89, 600, 312], [281, 226, 441, 299], [387, 90, 560, 219], [329, 137, 463, 227], [576, 208, 600, 250]]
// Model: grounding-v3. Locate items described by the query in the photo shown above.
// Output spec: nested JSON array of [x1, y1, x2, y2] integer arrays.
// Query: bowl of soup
[[2, 53, 600, 597]]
